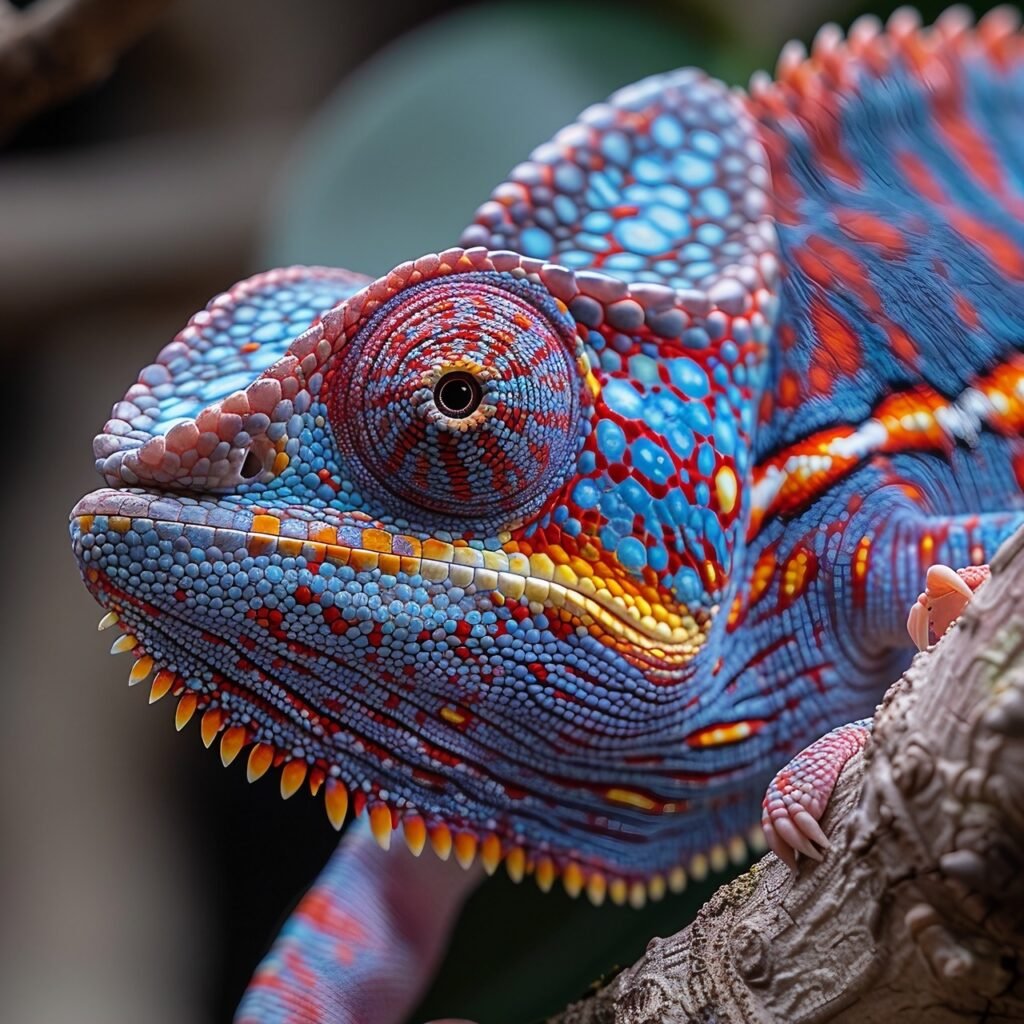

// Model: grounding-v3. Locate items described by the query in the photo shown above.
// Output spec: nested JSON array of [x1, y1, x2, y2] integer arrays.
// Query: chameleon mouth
[[70, 488, 710, 670], [71, 493, 758, 906]]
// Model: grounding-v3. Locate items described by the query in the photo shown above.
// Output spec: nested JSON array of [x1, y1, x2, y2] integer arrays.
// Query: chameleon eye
[[434, 371, 482, 419], [330, 273, 586, 529]]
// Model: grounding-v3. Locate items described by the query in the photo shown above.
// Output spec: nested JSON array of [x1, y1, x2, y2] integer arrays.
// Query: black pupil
[[435, 373, 481, 417]]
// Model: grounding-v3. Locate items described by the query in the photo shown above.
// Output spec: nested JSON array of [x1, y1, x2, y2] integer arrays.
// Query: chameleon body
[[70, 9, 1024, 1022]]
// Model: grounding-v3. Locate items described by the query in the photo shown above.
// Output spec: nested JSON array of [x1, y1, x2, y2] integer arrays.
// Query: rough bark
[[551, 527, 1024, 1024], [0, 0, 172, 140]]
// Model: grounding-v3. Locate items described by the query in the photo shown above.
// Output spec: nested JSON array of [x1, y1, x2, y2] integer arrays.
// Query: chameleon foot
[[906, 563, 990, 651], [761, 719, 871, 871]]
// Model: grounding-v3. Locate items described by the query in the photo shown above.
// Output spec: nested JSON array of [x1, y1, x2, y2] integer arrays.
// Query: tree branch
[[0, 0, 173, 140], [551, 527, 1024, 1023]]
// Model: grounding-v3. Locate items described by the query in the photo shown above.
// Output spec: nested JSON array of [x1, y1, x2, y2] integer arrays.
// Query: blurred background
[[0, 0, 1004, 1021]]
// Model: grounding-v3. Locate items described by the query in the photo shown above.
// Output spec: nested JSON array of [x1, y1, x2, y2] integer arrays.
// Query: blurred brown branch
[[551, 527, 1024, 1023], [0, 0, 173, 139]]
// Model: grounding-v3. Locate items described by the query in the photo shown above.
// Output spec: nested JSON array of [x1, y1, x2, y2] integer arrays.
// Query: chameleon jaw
[[108, 602, 765, 901], [97, 603, 762, 906], [102, 602, 765, 906], [74, 498, 751, 908]]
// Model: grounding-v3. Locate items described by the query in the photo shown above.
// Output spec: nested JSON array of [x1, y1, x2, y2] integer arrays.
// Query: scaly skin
[[70, 8, 1024, 1022]]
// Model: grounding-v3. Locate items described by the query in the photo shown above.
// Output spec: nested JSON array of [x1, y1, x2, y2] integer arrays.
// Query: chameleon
[[69, 7, 1024, 1022]]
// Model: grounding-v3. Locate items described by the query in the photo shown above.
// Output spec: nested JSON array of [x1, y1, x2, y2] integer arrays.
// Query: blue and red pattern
[[69, 8, 1024, 1022], [331, 273, 587, 528]]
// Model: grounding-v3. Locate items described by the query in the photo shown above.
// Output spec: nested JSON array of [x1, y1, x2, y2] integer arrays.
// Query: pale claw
[[907, 599, 929, 651], [762, 821, 797, 871], [774, 813, 824, 861], [925, 563, 973, 600], [792, 809, 830, 851], [924, 564, 972, 636], [762, 808, 828, 868]]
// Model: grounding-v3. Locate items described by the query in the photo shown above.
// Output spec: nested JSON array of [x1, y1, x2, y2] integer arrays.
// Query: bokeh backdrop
[[0, 0, 1004, 1021]]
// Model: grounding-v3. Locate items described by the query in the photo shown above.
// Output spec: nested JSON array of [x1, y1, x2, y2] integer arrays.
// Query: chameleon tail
[[235, 820, 480, 1024]]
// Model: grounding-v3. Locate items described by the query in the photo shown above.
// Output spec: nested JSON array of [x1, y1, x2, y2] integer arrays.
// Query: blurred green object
[[264, 4, 734, 1021]]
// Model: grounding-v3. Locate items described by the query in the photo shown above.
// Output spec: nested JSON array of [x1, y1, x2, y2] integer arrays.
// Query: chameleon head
[[70, 247, 766, 903]]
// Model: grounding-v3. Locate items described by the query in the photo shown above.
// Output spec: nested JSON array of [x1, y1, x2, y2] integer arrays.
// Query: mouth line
[[71, 494, 707, 667]]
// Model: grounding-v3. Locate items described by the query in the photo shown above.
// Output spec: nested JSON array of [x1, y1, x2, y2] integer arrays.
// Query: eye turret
[[328, 273, 587, 530]]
